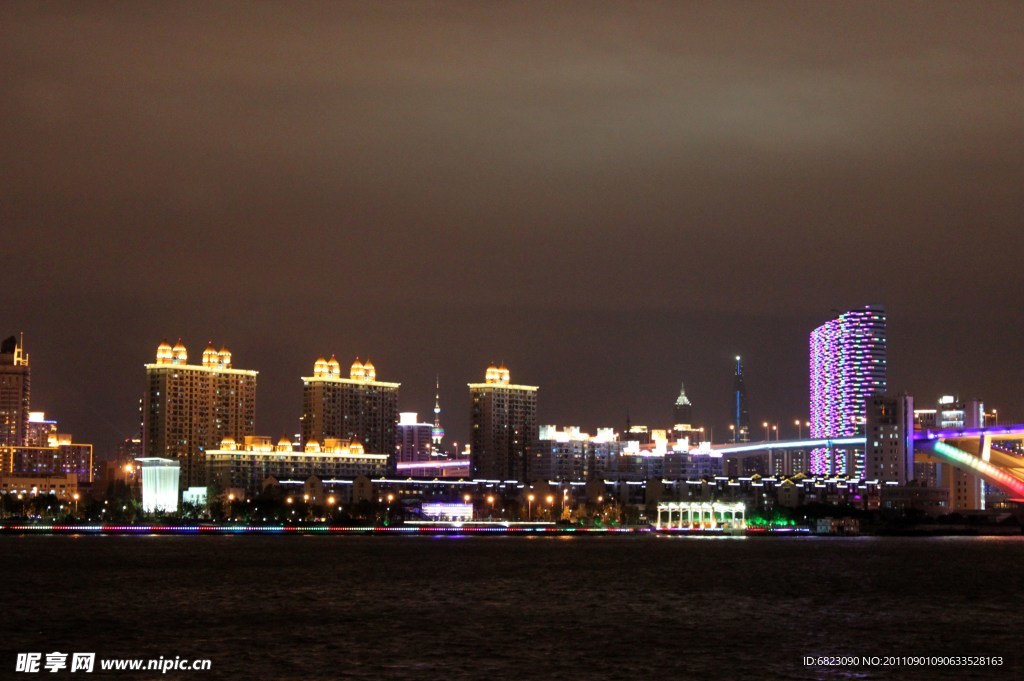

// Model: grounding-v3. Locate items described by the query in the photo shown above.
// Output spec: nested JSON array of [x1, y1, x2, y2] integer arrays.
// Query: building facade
[[864, 394, 914, 483], [143, 340, 257, 489], [25, 411, 57, 447], [206, 435, 388, 496], [300, 356, 399, 460], [396, 412, 434, 463], [0, 335, 30, 447], [809, 305, 887, 476], [3, 440, 94, 483], [915, 394, 986, 510], [469, 364, 538, 481]]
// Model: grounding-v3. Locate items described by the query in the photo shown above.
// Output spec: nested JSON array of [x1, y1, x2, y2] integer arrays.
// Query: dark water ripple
[[0, 535, 1020, 680]]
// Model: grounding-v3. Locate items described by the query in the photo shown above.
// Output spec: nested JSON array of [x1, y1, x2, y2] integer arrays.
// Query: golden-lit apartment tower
[[143, 340, 257, 488], [469, 363, 538, 482], [300, 356, 399, 458], [0, 335, 30, 447]]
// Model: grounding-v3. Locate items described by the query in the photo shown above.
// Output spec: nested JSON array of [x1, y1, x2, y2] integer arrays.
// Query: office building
[[143, 340, 257, 489], [809, 305, 887, 476], [865, 394, 914, 483], [300, 356, 399, 460], [4, 436, 94, 483], [469, 363, 538, 481], [1, 409, 94, 483], [396, 412, 434, 463], [915, 394, 986, 510], [25, 411, 56, 447], [0, 335, 30, 447]]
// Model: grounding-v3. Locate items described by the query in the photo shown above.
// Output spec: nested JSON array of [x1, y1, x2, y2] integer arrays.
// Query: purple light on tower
[[809, 305, 887, 476]]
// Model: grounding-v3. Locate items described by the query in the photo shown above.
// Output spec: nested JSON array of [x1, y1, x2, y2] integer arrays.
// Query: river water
[[2, 535, 1020, 680]]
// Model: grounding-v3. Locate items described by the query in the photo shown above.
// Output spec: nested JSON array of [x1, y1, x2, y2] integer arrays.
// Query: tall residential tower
[[469, 363, 538, 481], [143, 340, 257, 488], [0, 335, 30, 447], [300, 356, 399, 458], [809, 305, 887, 476]]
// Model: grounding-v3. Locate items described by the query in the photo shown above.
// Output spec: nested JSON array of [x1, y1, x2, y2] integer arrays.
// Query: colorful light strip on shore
[[0, 524, 652, 535]]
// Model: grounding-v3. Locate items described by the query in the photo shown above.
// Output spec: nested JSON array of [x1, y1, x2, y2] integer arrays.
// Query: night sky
[[3, 2, 1023, 456]]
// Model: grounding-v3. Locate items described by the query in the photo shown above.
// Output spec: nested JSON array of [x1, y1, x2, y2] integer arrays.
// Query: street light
[[795, 419, 802, 439], [763, 421, 769, 441], [772, 424, 778, 441], [72, 492, 80, 517], [729, 424, 736, 443], [527, 493, 535, 521]]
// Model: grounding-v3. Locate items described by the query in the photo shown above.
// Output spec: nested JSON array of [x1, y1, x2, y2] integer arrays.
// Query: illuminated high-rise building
[[469, 363, 538, 481], [0, 335, 30, 447], [673, 382, 693, 428], [143, 339, 257, 488], [300, 356, 399, 458], [730, 357, 749, 443], [809, 305, 887, 476]]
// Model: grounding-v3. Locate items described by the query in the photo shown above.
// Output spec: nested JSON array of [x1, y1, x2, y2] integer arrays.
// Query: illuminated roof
[[468, 382, 538, 391], [146, 363, 256, 376]]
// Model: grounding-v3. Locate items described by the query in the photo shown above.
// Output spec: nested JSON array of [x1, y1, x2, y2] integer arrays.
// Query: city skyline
[[2, 312, 1013, 462], [3, 3, 1022, 457], [3, 6, 1022, 680]]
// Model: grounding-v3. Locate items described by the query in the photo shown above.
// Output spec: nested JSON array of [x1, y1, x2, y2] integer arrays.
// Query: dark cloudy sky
[[3, 2, 1022, 455]]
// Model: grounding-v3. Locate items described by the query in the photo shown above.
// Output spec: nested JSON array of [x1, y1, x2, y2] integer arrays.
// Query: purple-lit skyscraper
[[809, 305, 887, 476]]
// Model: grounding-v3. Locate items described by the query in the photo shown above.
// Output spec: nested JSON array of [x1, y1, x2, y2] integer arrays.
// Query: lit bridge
[[705, 425, 1024, 501]]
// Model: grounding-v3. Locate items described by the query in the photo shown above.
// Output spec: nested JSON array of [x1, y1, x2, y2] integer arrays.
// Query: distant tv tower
[[431, 375, 445, 447], [732, 356, 750, 443]]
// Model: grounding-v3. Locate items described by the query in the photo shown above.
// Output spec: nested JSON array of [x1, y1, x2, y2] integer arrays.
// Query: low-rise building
[[0, 472, 79, 499], [206, 435, 388, 496]]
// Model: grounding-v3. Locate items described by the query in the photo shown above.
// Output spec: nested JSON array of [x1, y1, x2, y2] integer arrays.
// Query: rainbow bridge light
[[924, 440, 1024, 501]]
